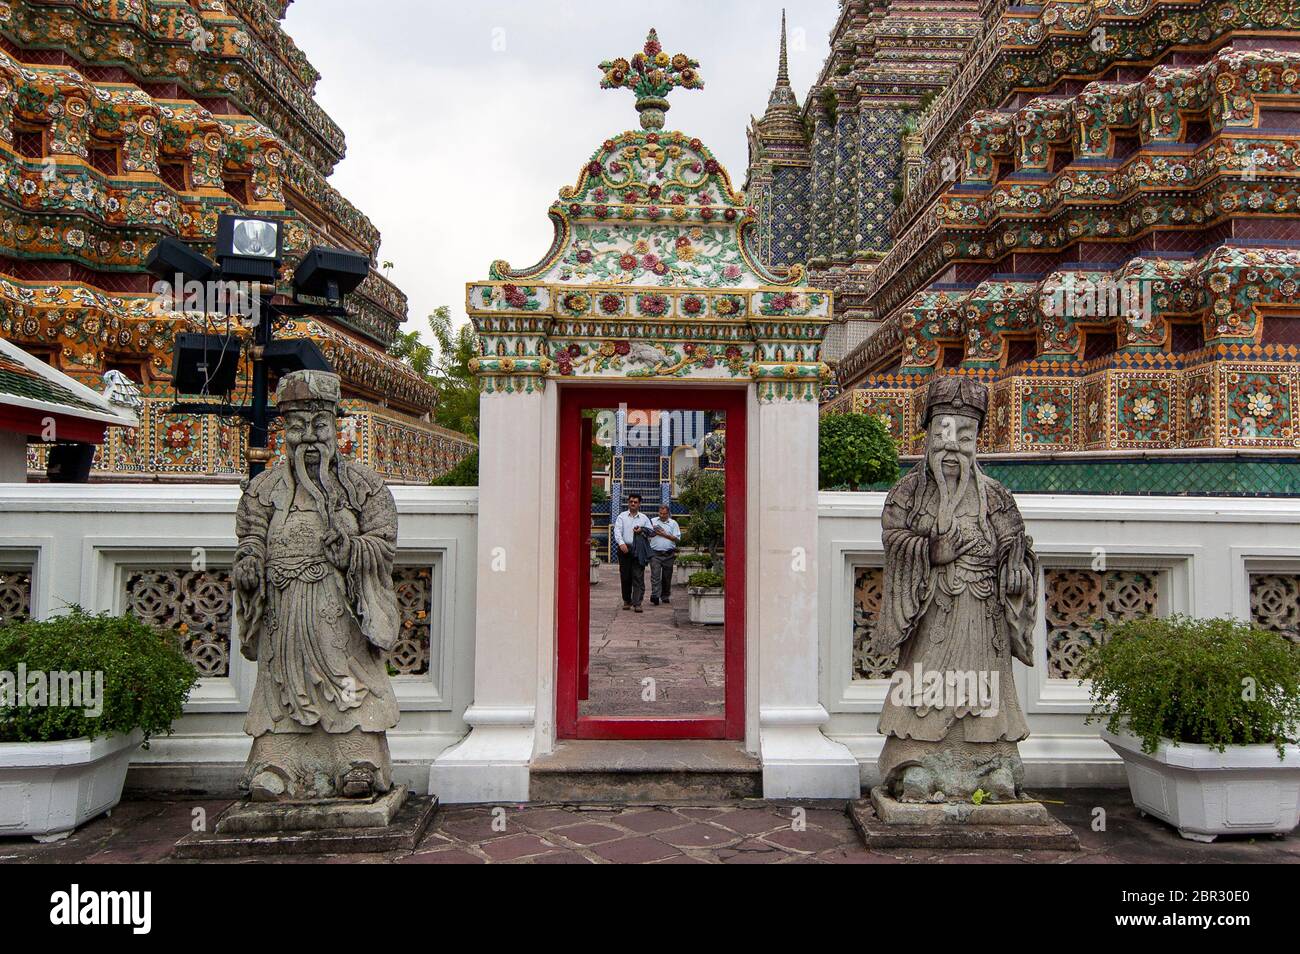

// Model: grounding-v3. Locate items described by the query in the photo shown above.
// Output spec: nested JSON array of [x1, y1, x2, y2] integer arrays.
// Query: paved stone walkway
[[580, 562, 723, 718], [2, 789, 1295, 864]]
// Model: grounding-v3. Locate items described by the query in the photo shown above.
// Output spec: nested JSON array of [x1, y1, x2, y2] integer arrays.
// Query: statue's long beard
[[291, 441, 342, 526], [928, 451, 972, 535]]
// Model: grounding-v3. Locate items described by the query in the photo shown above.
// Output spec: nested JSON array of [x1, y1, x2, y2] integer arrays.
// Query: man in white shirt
[[648, 503, 681, 606], [613, 493, 653, 612]]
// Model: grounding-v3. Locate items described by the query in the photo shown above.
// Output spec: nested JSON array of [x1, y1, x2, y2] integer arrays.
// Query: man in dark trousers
[[613, 493, 652, 612]]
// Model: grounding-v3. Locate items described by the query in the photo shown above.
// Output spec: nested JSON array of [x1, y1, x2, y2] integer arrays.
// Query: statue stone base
[[848, 786, 1080, 851], [173, 786, 440, 859]]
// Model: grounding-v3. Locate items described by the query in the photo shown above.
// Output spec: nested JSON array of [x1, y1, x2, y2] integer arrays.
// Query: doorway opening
[[557, 386, 745, 740]]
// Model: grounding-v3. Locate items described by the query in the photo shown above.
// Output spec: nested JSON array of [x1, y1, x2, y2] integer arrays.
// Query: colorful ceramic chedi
[[0, 0, 473, 481], [745, 0, 1300, 476]]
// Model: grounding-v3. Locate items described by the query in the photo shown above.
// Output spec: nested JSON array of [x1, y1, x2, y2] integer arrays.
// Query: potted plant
[[0, 608, 197, 841], [677, 469, 726, 624], [687, 569, 725, 626], [1083, 615, 1300, 842], [674, 553, 712, 587], [818, 411, 899, 490], [589, 547, 602, 585]]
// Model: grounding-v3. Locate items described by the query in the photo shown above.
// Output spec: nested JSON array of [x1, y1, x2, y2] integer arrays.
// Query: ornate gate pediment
[[467, 30, 832, 402]]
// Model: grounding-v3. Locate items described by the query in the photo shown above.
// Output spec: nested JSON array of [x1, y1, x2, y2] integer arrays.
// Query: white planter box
[[589, 563, 601, 584], [1102, 728, 1300, 842], [688, 587, 724, 625], [0, 730, 142, 841]]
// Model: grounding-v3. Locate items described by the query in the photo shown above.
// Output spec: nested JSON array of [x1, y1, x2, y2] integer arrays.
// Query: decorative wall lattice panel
[[124, 569, 233, 678], [852, 566, 898, 680], [1250, 573, 1300, 645], [1044, 569, 1160, 679], [0, 567, 32, 626], [389, 566, 433, 676]]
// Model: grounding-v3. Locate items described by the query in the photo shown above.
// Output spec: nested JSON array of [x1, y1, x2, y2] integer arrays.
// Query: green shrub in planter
[[677, 554, 713, 568], [819, 412, 899, 490], [0, 608, 197, 744], [687, 570, 725, 590], [1082, 615, 1300, 758]]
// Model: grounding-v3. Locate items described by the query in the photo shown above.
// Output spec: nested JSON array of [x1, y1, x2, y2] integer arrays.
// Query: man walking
[[648, 503, 681, 606], [613, 493, 652, 612]]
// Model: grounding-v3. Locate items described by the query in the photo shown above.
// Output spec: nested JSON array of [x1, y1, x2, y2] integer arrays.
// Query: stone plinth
[[174, 787, 439, 858], [848, 786, 1080, 851]]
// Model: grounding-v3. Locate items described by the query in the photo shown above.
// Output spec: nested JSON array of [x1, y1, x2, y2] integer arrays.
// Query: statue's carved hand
[[1005, 566, 1026, 597], [1004, 533, 1028, 596], [324, 529, 352, 570], [928, 530, 977, 566], [233, 554, 262, 591]]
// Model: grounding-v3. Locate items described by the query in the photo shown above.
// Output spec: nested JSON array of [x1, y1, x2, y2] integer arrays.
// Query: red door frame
[[557, 384, 746, 740]]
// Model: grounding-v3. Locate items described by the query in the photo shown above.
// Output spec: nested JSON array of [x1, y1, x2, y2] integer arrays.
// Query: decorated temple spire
[[776, 9, 790, 89], [598, 27, 703, 130], [759, 9, 802, 128]]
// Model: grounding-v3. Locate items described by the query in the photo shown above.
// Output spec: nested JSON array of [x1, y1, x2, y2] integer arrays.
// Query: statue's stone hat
[[922, 377, 989, 428], [275, 369, 341, 411]]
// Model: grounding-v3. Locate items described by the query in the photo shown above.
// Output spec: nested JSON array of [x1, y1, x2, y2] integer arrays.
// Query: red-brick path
[[580, 563, 724, 718]]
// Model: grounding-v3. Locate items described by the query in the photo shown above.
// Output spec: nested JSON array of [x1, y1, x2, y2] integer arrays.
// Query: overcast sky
[[283, 0, 839, 339]]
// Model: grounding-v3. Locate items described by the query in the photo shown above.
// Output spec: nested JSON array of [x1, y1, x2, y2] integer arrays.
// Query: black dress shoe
[[650, 597, 660, 605], [633, 605, 643, 613]]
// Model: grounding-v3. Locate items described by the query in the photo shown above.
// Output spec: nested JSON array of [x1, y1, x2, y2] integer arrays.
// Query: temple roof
[[0, 337, 138, 432]]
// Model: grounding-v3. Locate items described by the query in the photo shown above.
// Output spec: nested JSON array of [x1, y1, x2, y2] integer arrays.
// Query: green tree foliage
[[818, 412, 900, 490], [389, 305, 480, 437], [677, 468, 726, 562], [1083, 615, 1300, 757], [0, 608, 197, 743], [430, 448, 478, 487]]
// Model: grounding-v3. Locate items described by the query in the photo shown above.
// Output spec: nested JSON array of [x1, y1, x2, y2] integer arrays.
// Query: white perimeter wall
[[3, 484, 1299, 796]]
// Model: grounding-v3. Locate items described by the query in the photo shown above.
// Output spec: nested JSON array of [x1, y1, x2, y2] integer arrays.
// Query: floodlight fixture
[[263, 338, 332, 375], [172, 333, 243, 396], [292, 246, 370, 304], [216, 213, 283, 282], [145, 236, 216, 285]]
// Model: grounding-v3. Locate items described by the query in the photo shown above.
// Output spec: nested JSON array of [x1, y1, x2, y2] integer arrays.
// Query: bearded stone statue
[[871, 378, 1038, 804], [233, 370, 401, 802]]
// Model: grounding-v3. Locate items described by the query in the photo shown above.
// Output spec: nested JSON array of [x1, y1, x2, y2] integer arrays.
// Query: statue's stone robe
[[235, 460, 401, 739], [871, 461, 1038, 797]]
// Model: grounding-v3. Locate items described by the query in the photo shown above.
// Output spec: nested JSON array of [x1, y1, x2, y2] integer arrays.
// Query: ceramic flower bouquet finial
[[599, 28, 703, 130]]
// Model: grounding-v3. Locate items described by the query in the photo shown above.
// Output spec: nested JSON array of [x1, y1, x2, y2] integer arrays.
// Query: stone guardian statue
[[233, 370, 401, 801], [870, 378, 1038, 803]]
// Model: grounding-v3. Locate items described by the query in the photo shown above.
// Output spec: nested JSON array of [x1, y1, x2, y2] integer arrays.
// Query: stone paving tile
[[709, 807, 788, 836], [715, 838, 794, 864], [479, 833, 556, 861], [551, 822, 626, 845], [654, 822, 739, 849], [607, 808, 690, 833], [761, 826, 848, 854], [590, 835, 682, 863]]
